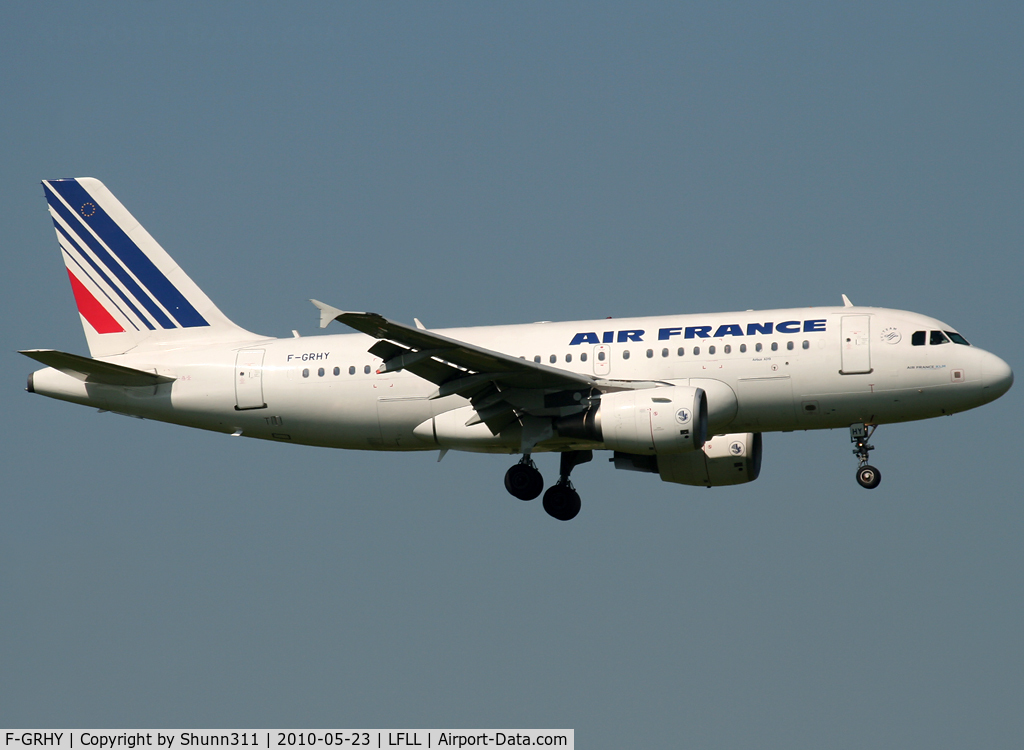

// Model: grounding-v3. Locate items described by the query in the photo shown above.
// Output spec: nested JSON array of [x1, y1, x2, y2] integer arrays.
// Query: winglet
[[841, 294, 854, 307], [310, 299, 347, 329]]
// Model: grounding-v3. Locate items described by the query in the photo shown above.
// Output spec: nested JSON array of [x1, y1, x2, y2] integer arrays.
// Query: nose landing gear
[[850, 423, 881, 489]]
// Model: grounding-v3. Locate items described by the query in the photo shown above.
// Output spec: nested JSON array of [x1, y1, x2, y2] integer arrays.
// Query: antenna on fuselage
[[842, 294, 854, 307]]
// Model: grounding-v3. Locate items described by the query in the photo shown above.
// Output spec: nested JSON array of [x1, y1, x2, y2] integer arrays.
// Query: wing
[[312, 300, 597, 434]]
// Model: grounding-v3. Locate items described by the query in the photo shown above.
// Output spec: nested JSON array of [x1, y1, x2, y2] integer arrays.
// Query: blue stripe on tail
[[45, 180, 209, 328], [55, 221, 150, 331], [46, 191, 173, 329]]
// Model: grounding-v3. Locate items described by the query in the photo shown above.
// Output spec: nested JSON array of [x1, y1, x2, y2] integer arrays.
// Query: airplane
[[22, 178, 1014, 520]]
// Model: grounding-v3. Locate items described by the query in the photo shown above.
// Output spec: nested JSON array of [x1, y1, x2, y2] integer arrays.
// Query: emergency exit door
[[235, 349, 267, 410], [840, 315, 872, 374]]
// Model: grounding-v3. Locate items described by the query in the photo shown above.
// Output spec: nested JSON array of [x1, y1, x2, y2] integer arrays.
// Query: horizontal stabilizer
[[19, 349, 175, 386]]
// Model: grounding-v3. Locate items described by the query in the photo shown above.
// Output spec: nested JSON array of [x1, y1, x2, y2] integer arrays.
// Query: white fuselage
[[29, 305, 1013, 455]]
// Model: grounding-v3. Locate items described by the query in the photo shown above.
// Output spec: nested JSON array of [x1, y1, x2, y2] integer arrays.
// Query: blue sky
[[2, 3, 1022, 746]]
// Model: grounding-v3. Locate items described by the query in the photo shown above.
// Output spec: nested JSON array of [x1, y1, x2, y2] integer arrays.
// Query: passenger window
[[318, 367, 325, 377], [302, 368, 309, 378], [349, 366, 355, 375], [581, 352, 588, 362], [565, 353, 572, 363], [755, 343, 762, 353], [677, 347, 685, 356], [364, 365, 371, 374], [662, 348, 669, 358], [693, 346, 700, 356], [786, 341, 794, 351], [740, 343, 746, 353], [598, 351, 605, 362], [771, 342, 778, 352], [912, 331, 926, 346], [623, 350, 630, 360], [333, 366, 340, 376], [549, 354, 557, 364], [802, 340, 809, 350], [724, 345, 731, 354], [930, 330, 950, 345], [646, 349, 654, 358], [708, 345, 716, 355], [534, 355, 541, 363], [946, 331, 971, 346]]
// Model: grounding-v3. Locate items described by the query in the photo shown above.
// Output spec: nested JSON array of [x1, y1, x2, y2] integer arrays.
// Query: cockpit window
[[912, 331, 926, 346], [930, 330, 950, 345], [945, 331, 971, 346]]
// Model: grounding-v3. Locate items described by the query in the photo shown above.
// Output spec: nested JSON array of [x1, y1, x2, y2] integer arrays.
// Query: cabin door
[[235, 349, 267, 410], [840, 315, 872, 374]]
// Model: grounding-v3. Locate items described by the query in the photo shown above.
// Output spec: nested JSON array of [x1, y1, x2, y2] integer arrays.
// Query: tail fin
[[42, 177, 260, 357]]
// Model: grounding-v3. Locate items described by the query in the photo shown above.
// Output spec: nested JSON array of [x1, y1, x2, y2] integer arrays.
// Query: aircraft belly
[[793, 375, 982, 427], [733, 376, 797, 431], [275, 380, 383, 448], [376, 378, 434, 449]]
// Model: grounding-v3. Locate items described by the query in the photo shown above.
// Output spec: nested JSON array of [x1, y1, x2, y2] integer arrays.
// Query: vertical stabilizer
[[42, 177, 261, 357]]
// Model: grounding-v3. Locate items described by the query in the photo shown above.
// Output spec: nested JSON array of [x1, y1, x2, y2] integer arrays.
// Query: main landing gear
[[504, 455, 544, 500], [850, 423, 882, 489], [504, 450, 593, 520]]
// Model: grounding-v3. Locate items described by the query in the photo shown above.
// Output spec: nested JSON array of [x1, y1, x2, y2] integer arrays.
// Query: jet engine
[[613, 432, 762, 487], [556, 385, 708, 454]]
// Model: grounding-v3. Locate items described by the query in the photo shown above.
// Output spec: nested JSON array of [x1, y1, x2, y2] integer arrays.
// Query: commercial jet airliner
[[22, 178, 1014, 520]]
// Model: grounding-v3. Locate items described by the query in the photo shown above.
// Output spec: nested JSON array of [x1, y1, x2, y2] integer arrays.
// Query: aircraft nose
[[981, 351, 1013, 399]]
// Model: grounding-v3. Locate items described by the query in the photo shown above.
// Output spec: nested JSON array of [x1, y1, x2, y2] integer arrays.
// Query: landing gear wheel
[[856, 465, 881, 489], [850, 424, 881, 490], [542, 484, 581, 521], [505, 462, 543, 500]]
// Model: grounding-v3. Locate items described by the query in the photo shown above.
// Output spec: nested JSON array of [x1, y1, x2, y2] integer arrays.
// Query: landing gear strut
[[542, 450, 592, 521], [850, 423, 881, 489], [504, 455, 544, 500]]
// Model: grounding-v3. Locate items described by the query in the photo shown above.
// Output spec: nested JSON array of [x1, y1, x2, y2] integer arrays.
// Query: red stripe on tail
[[66, 269, 124, 334]]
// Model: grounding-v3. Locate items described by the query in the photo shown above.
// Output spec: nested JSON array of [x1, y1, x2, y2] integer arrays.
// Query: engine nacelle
[[557, 385, 708, 454], [612, 432, 762, 487]]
